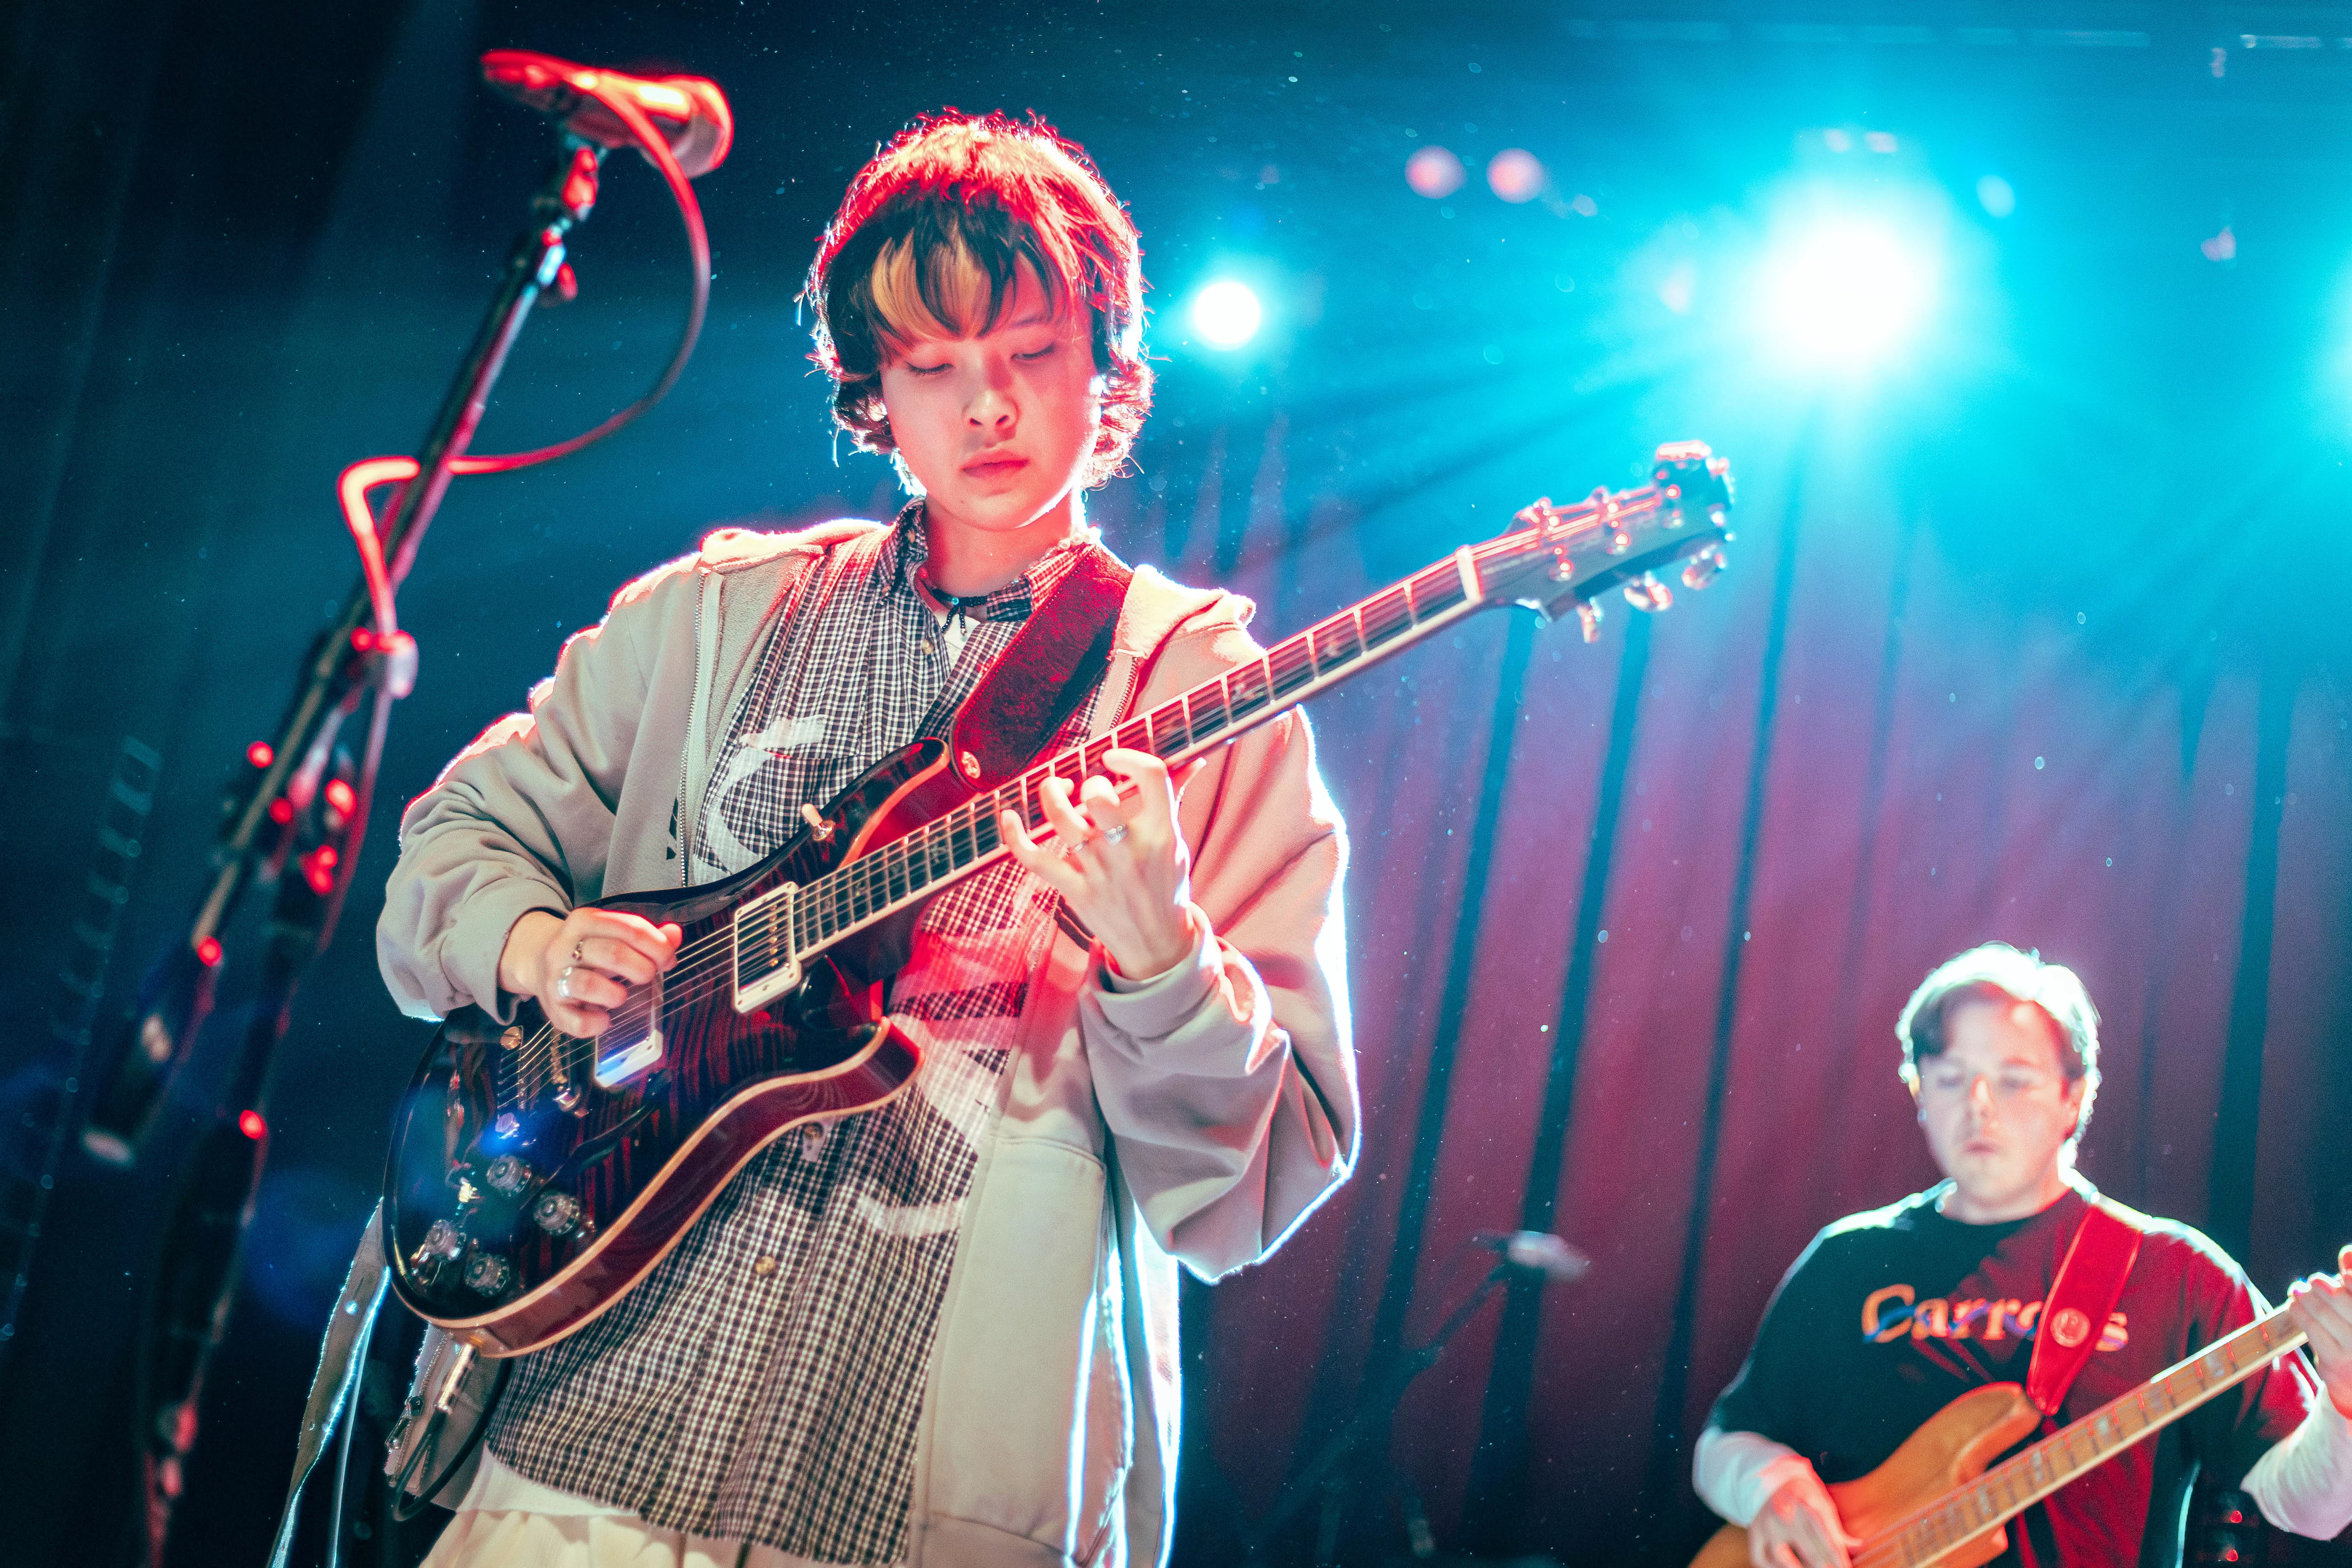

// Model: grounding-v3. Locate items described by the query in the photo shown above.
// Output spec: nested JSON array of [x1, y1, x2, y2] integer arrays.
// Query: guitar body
[[1689, 1384, 2043, 1568], [384, 737, 971, 1356]]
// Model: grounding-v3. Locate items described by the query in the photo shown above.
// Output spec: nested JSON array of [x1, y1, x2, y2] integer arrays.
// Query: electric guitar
[[1687, 1287, 2329, 1568], [383, 442, 1735, 1355]]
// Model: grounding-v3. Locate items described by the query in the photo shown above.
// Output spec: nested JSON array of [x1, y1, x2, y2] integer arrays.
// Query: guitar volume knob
[[532, 1189, 584, 1237], [418, 1218, 463, 1260], [484, 1154, 533, 1196], [464, 1250, 513, 1296]]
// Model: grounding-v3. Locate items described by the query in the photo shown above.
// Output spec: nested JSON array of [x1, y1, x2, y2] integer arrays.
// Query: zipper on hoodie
[[676, 572, 702, 884]]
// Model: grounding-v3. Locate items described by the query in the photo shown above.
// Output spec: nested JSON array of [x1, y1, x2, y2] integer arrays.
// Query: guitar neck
[[1862, 1307, 2311, 1568], [771, 483, 1675, 962]]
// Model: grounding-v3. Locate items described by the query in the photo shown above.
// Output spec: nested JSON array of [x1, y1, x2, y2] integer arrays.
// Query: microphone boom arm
[[86, 51, 729, 1562]]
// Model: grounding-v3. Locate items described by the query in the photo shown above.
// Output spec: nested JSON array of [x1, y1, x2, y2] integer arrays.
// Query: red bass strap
[[945, 543, 1135, 791], [2025, 1197, 2143, 1416]]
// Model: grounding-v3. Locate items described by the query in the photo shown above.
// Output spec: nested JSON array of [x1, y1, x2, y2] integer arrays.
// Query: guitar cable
[[383, 1354, 513, 1526], [334, 63, 715, 611]]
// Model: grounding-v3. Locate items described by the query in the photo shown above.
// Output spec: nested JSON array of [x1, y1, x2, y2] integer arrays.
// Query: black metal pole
[[1243, 1264, 1515, 1561], [112, 137, 606, 1568], [82, 140, 601, 1166]]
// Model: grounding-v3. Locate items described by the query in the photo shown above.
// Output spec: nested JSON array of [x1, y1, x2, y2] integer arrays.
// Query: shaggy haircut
[[804, 111, 1151, 488], [1896, 941, 2103, 1143]]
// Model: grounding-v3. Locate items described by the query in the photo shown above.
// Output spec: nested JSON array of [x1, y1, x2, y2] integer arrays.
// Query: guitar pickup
[[732, 881, 803, 1014]]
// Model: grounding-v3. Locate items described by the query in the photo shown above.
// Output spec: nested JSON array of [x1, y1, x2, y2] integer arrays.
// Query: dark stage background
[[3, 2, 2349, 1564]]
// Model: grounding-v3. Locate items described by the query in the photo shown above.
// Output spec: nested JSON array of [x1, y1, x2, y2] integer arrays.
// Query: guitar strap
[[2025, 1195, 2143, 1416], [945, 542, 1134, 790]]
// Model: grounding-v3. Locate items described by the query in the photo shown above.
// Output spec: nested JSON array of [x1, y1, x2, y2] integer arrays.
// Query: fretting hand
[[1000, 747, 1206, 981], [1749, 1466, 1859, 1568], [498, 907, 681, 1038], [2286, 1245, 2352, 1419]]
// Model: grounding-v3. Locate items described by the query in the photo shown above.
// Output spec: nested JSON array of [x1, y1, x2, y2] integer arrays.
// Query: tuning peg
[[1575, 598, 1603, 642], [1590, 486, 1633, 555], [1681, 544, 1728, 591], [1622, 571, 1673, 613]]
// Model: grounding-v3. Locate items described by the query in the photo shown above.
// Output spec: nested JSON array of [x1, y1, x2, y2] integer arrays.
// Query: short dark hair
[[804, 111, 1152, 488], [1897, 942, 2101, 1136]]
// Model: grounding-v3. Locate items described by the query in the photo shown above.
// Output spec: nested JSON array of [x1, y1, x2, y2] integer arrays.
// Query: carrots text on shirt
[[1863, 1284, 2129, 1350]]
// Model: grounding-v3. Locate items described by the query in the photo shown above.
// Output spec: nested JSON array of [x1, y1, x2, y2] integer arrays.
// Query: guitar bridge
[[732, 881, 803, 1014]]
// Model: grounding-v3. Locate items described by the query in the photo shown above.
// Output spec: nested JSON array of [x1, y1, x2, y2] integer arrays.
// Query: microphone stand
[[107, 134, 608, 1568], [1242, 1259, 1524, 1566]]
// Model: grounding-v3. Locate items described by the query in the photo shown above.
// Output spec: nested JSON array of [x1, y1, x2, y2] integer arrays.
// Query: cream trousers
[[420, 1451, 857, 1568]]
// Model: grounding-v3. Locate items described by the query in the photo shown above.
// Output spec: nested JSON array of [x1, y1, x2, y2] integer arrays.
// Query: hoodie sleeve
[[1077, 615, 1355, 1280], [374, 554, 693, 1023]]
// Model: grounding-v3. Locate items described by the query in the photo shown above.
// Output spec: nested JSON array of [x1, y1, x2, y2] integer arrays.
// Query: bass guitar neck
[[1690, 1299, 2317, 1568]]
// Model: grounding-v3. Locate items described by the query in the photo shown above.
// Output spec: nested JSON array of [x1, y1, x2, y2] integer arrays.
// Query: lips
[[962, 453, 1028, 479]]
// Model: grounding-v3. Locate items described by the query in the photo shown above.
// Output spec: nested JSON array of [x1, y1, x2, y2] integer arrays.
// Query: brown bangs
[[861, 218, 1065, 353], [805, 110, 1153, 486]]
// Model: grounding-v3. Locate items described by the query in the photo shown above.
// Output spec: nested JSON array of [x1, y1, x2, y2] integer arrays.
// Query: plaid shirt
[[483, 506, 1111, 1564]]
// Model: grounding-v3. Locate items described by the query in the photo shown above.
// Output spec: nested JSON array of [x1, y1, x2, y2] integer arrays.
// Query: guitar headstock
[[1476, 441, 1735, 640]]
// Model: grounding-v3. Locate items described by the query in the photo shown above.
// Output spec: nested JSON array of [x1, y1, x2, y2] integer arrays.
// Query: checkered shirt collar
[[882, 499, 1101, 625]]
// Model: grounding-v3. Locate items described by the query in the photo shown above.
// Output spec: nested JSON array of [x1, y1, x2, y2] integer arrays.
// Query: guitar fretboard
[[731, 481, 1681, 980], [1861, 1308, 2311, 1568]]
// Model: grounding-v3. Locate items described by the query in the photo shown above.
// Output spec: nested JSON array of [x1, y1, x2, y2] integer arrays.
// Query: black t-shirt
[[1709, 1183, 2318, 1568]]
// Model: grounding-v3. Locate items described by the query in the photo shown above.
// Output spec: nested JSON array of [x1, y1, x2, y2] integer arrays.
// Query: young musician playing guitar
[[377, 112, 1355, 1568], [1698, 943, 2352, 1568]]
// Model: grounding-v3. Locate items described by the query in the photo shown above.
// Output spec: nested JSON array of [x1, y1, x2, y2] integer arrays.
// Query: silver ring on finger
[[556, 965, 575, 1002], [1100, 823, 1129, 845]]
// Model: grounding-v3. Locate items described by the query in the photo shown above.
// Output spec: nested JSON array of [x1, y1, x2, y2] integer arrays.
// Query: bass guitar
[[384, 441, 1735, 1355], [1688, 1281, 2329, 1568]]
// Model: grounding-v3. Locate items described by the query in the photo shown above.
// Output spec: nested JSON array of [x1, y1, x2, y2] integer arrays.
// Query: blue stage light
[[1759, 217, 1937, 369], [1190, 279, 1263, 349]]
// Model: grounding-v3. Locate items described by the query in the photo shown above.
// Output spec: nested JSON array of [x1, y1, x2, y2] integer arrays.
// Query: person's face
[[1915, 998, 2086, 1220], [876, 261, 1103, 540]]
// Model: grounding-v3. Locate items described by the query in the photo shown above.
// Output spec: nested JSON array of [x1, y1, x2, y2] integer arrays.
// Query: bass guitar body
[[1689, 1384, 2043, 1568], [382, 737, 965, 1356]]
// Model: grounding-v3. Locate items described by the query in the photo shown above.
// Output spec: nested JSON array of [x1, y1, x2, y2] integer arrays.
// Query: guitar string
[[499, 492, 1681, 1096], [501, 635, 1394, 1096], [502, 636, 1352, 1091], [496, 490, 1685, 1100], [1849, 1311, 2293, 1568]]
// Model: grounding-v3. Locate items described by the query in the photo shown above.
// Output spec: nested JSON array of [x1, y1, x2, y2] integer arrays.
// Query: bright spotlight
[[1759, 218, 1937, 369], [1190, 279, 1263, 350], [1486, 148, 1546, 203], [1405, 145, 1467, 198]]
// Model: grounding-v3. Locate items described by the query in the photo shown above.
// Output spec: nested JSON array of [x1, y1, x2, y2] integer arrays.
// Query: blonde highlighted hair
[[804, 111, 1152, 487]]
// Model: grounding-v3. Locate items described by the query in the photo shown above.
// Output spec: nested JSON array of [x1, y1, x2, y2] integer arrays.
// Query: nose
[[966, 366, 1017, 432], [1967, 1075, 1996, 1121]]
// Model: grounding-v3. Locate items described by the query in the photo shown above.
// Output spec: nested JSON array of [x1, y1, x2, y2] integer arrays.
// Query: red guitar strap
[[945, 542, 1134, 791], [2025, 1197, 2143, 1416]]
